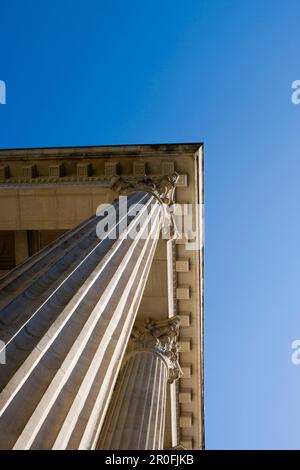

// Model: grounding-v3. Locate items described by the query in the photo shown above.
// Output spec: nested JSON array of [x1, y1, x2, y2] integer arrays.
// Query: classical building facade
[[0, 143, 204, 450]]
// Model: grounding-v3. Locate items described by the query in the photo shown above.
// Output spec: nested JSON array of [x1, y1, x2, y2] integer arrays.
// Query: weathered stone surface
[[0, 191, 161, 449], [0, 143, 204, 450]]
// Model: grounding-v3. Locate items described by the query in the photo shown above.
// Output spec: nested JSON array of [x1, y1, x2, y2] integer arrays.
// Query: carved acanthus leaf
[[128, 316, 182, 383], [110, 173, 179, 206]]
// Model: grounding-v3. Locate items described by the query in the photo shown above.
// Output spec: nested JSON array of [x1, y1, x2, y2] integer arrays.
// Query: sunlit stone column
[[0, 174, 179, 450], [98, 316, 182, 450]]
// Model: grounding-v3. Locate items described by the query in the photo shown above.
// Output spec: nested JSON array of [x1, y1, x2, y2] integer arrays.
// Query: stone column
[[98, 316, 182, 450], [0, 174, 179, 450]]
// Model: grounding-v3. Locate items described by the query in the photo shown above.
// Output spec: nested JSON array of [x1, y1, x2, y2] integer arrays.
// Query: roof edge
[[0, 142, 203, 158]]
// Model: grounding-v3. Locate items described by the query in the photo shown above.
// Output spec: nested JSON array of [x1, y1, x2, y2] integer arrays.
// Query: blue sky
[[1, 0, 300, 449]]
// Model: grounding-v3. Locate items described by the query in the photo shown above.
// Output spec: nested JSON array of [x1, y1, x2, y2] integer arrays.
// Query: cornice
[[0, 143, 203, 161], [0, 176, 112, 189]]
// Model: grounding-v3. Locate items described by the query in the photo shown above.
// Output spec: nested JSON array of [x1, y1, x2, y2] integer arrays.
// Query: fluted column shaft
[[99, 351, 168, 450], [98, 317, 182, 450], [0, 189, 163, 450]]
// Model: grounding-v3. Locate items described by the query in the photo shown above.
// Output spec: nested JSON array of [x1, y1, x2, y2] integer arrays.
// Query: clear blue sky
[[1, 0, 300, 450]]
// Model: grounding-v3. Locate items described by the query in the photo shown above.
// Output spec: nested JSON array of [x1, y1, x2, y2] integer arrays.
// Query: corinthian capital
[[110, 173, 179, 206], [127, 316, 182, 383]]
